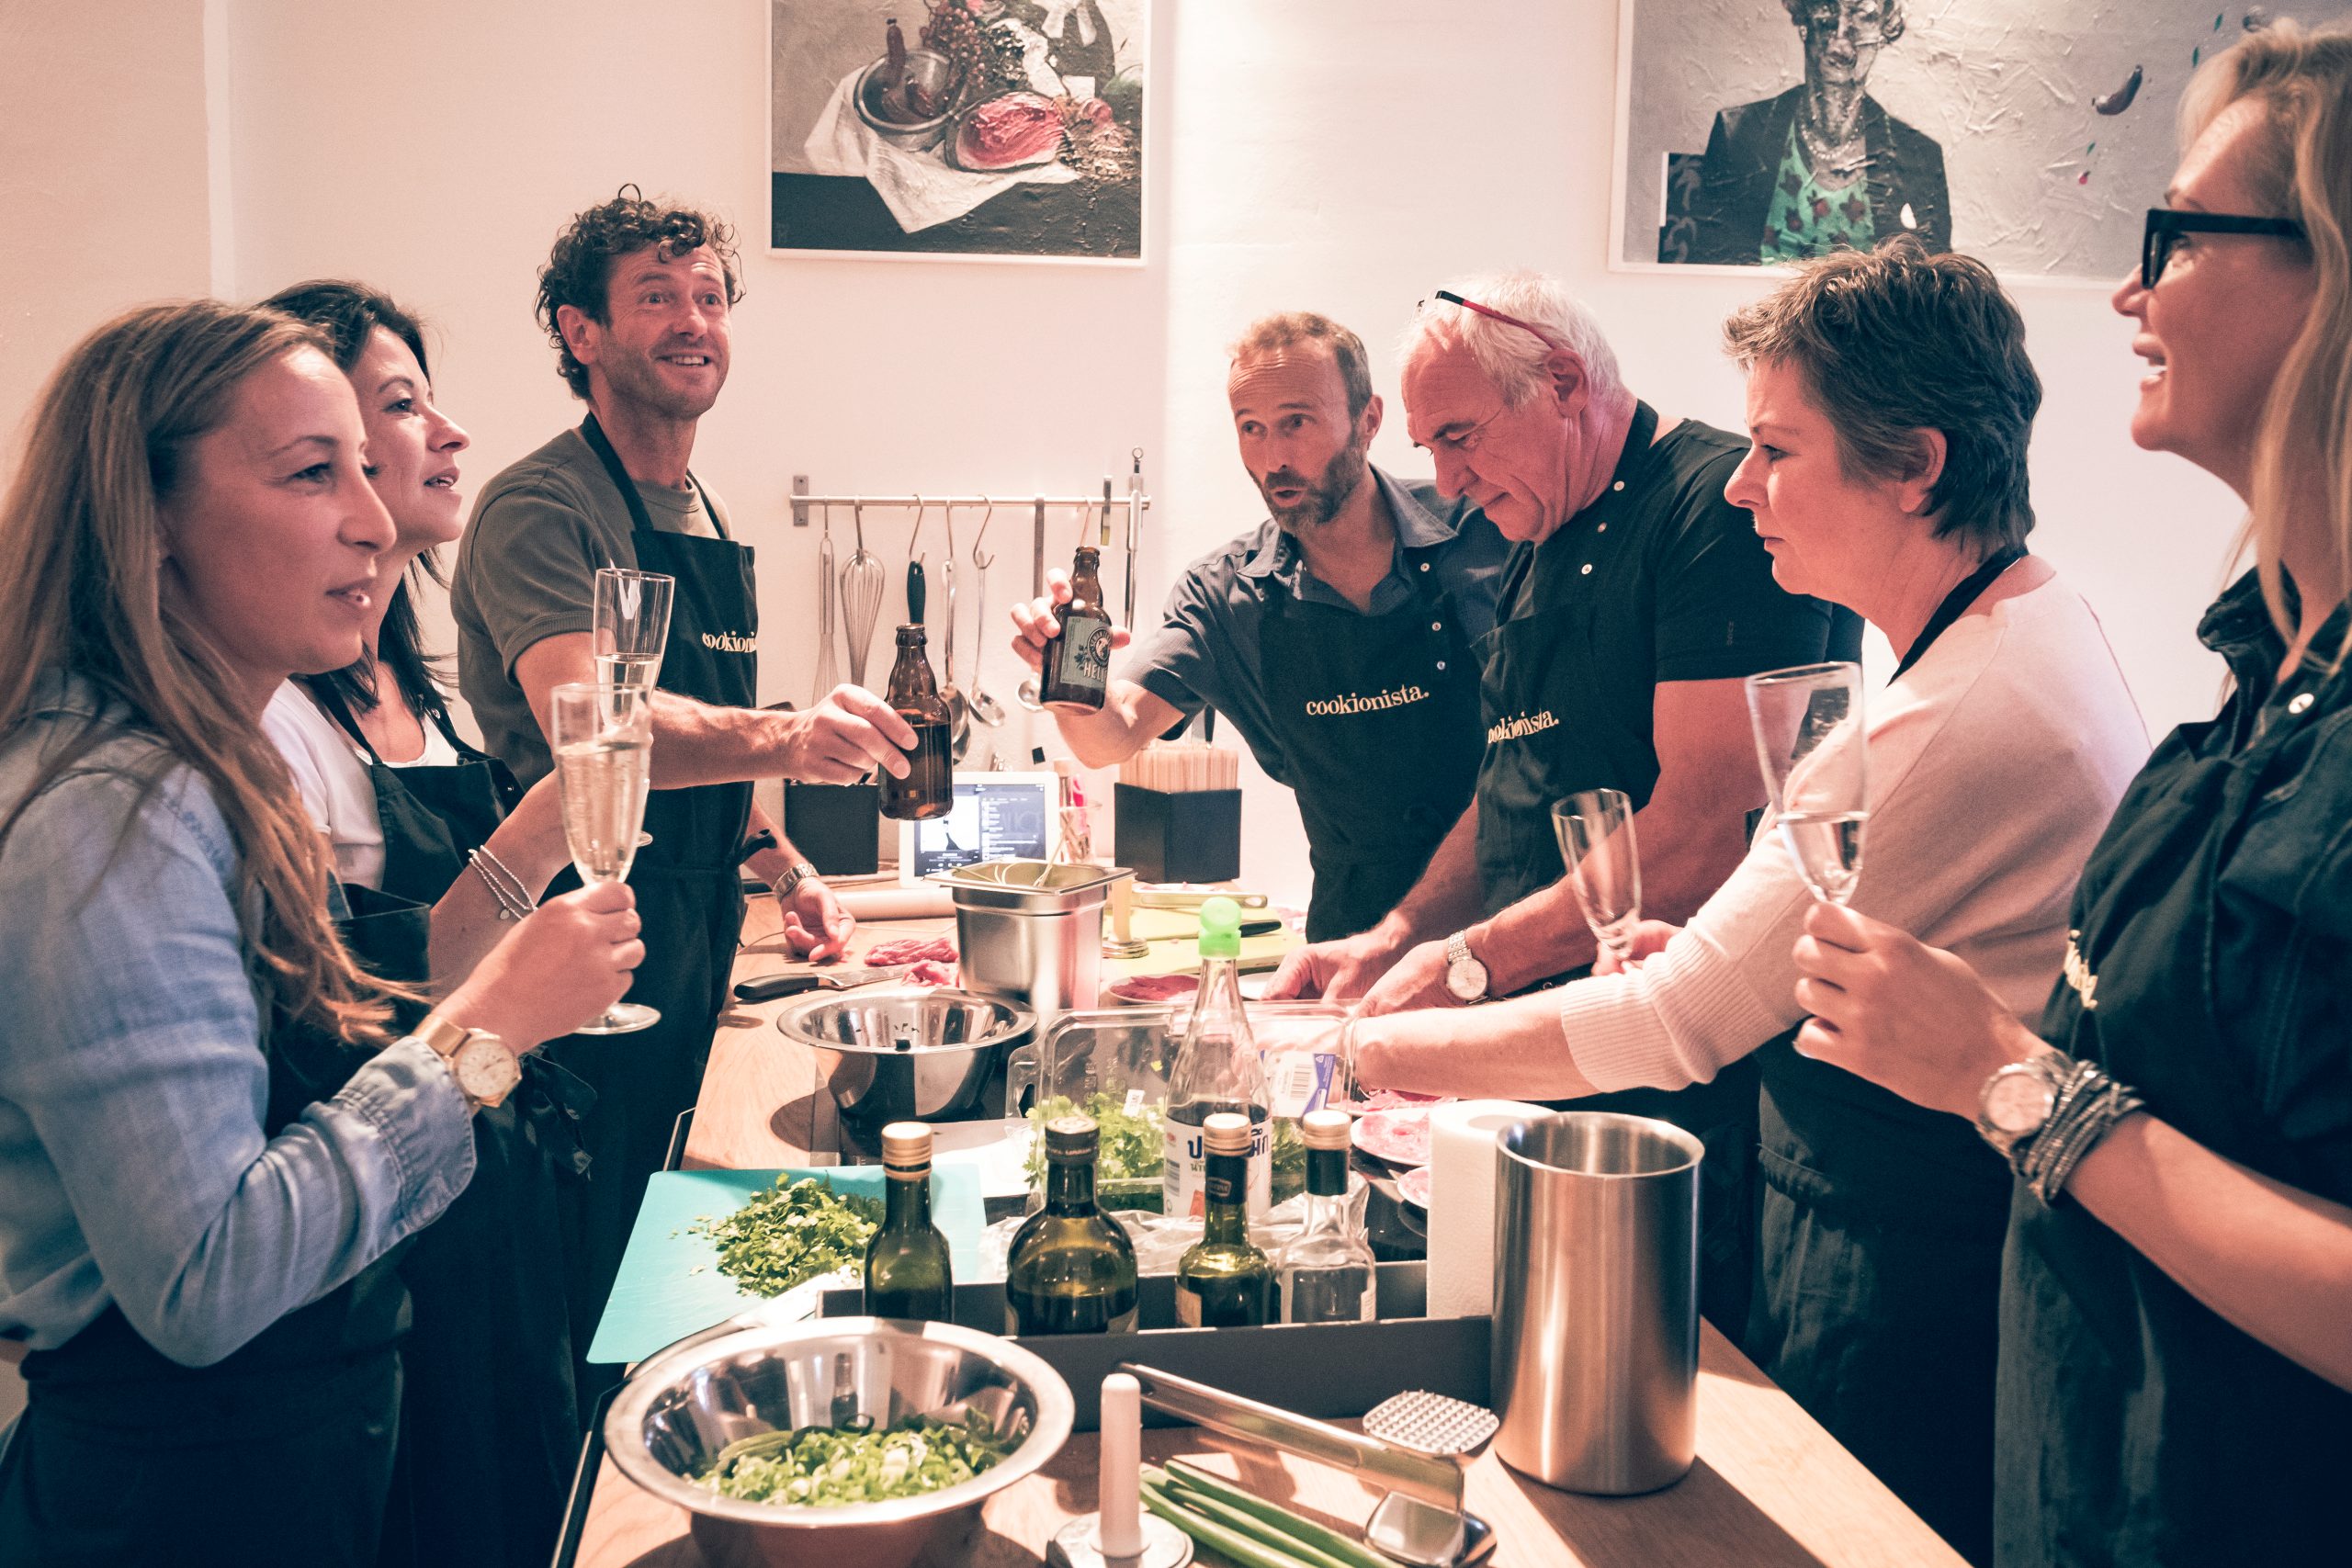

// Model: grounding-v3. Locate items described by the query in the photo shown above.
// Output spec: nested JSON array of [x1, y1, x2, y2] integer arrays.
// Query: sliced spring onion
[[1161, 1460, 1407, 1568], [1141, 1473, 1324, 1568]]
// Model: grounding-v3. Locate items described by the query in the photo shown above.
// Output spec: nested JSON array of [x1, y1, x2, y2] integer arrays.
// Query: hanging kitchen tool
[[905, 493, 929, 615], [812, 502, 841, 705], [940, 502, 973, 761], [1125, 446, 1144, 631], [968, 497, 1007, 728], [841, 498, 887, 687], [1014, 497, 1056, 712]]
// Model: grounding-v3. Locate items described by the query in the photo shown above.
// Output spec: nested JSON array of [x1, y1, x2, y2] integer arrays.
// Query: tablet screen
[[906, 773, 1056, 879]]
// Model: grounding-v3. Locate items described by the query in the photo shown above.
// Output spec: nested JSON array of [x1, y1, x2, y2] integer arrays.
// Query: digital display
[[910, 778, 1052, 876]]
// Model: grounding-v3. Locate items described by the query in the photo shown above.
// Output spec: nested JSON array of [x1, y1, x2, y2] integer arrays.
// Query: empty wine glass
[[1552, 788, 1642, 968], [549, 681, 658, 1035], [1745, 661, 1867, 905], [593, 567, 672, 848]]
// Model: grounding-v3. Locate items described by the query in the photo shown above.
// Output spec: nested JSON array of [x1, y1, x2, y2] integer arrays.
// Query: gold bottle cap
[[1203, 1111, 1251, 1156], [1301, 1109, 1351, 1152], [879, 1121, 933, 1171]]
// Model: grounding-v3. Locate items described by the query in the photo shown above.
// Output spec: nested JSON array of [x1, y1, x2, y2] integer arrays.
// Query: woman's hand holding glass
[[435, 880, 645, 1053]]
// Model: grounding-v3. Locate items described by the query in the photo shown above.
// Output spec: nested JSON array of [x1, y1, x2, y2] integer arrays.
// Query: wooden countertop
[[571, 899, 1966, 1568]]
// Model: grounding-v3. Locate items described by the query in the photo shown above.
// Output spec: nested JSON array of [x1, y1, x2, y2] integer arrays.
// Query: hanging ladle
[[967, 497, 1007, 729], [940, 502, 973, 760]]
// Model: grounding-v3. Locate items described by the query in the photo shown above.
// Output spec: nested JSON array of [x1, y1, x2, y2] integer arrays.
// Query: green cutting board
[[588, 1165, 986, 1366]]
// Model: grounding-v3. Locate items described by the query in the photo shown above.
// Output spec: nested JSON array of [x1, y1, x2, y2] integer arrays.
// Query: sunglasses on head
[[2142, 207, 2307, 289], [1419, 290, 1565, 352]]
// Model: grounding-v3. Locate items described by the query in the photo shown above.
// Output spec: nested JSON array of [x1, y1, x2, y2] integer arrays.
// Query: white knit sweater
[[1561, 573, 2151, 1093]]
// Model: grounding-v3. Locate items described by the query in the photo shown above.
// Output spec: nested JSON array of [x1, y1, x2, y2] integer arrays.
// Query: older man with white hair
[[1271, 271, 1860, 1326]]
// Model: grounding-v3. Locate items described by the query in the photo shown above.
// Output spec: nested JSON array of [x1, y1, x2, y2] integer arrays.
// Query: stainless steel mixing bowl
[[605, 1315, 1074, 1568], [852, 49, 956, 152], [774, 988, 1032, 1125]]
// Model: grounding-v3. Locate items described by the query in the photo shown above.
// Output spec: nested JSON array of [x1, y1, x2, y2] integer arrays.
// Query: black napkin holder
[[1114, 782, 1241, 884]]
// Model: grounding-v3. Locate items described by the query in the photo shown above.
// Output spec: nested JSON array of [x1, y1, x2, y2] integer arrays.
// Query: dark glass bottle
[[1038, 546, 1113, 711], [879, 624, 952, 820], [1005, 1115, 1140, 1335], [864, 1122, 953, 1320], [1173, 1113, 1273, 1327]]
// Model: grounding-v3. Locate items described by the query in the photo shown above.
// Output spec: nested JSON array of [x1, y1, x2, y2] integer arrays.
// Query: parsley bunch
[[694, 1176, 885, 1298]]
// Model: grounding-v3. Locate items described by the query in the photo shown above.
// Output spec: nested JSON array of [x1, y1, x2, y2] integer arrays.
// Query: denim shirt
[[0, 676, 473, 1366]]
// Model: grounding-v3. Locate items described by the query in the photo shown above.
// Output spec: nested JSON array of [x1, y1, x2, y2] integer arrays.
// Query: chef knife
[[732, 964, 916, 1002]]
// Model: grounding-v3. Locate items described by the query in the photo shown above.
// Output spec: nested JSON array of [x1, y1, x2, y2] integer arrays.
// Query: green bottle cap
[[1197, 896, 1242, 959]]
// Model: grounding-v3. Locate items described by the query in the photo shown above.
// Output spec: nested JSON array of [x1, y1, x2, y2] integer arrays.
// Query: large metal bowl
[[606, 1315, 1074, 1568], [853, 49, 957, 152], [775, 988, 1032, 1125]]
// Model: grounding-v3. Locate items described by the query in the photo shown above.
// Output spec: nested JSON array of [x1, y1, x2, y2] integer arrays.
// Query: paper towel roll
[[1426, 1099, 1548, 1319], [833, 885, 955, 920]]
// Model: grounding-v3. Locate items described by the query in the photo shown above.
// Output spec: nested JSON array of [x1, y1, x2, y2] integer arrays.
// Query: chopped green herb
[[692, 1176, 884, 1297], [699, 1411, 1015, 1506]]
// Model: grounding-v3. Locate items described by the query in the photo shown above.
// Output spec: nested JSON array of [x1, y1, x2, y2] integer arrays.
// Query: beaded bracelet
[[2013, 1057, 2144, 1204]]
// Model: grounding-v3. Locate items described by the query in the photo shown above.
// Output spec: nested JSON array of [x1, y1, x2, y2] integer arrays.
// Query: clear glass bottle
[[1161, 897, 1270, 1220], [879, 624, 952, 821], [1039, 545, 1113, 711], [1275, 1110, 1376, 1324], [863, 1122, 953, 1320], [1173, 1112, 1273, 1327], [1004, 1115, 1140, 1334]]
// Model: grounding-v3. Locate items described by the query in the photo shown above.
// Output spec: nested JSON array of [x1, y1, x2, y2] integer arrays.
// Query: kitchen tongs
[[1117, 1362, 1497, 1568]]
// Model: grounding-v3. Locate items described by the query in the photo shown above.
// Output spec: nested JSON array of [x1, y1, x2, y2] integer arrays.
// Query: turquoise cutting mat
[[588, 1165, 986, 1366]]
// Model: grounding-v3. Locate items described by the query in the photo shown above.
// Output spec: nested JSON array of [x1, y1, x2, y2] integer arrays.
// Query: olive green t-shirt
[[450, 426, 730, 787]]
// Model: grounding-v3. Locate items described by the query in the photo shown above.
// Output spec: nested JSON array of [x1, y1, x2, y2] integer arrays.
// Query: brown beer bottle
[[1039, 545, 1113, 711], [880, 624, 953, 820]]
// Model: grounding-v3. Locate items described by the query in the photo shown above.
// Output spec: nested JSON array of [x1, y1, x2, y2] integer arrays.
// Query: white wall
[[5, 0, 2240, 916]]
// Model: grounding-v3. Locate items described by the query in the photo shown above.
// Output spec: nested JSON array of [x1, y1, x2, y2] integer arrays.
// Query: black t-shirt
[[1471, 405, 1861, 912]]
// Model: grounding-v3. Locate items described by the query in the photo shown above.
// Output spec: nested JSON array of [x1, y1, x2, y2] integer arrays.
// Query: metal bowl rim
[[852, 50, 956, 135], [771, 987, 1035, 1055], [604, 1314, 1076, 1530]]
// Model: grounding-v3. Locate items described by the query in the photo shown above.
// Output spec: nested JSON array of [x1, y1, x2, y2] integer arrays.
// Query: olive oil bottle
[[864, 1122, 953, 1320], [1038, 545, 1113, 710], [1005, 1115, 1140, 1334], [1173, 1112, 1273, 1327]]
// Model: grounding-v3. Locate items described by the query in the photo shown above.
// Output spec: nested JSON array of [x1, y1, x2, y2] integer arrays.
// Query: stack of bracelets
[[2014, 1055, 2146, 1204], [467, 845, 537, 922]]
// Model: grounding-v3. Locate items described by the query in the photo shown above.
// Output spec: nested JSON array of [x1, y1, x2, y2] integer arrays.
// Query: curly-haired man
[[451, 187, 913, 1417]]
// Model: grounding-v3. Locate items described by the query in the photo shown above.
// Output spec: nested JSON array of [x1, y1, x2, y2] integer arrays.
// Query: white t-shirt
[[261, 682, 462, 892], [1556, 573, 2152, 1093]]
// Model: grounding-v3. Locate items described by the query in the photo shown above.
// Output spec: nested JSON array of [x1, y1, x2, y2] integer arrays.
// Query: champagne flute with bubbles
[[551, 681, 658, 1034], [1745, 661, 1868, 905], [1553, 788, 1643, 968], [594, 568, 672, 849]]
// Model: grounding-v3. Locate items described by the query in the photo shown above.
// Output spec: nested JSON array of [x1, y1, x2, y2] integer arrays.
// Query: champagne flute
[[550, 681, 659, 1035], [593, 567, 672, 848], [1745, 661, 1867, 905], [1552, 788, 1643, 968]]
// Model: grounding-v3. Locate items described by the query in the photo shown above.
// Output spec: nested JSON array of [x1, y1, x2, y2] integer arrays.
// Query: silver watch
[[773, 860, 822, 900], [1976, 1048, 2067, 1157], [1443, 930, 1490, 1003]]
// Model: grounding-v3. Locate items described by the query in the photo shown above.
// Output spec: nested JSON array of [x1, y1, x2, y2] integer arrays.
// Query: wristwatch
[[1443, 930, 1491, 1004], [773, 860, 822, 900], [413, 1014, 520, 1111], [1976, 1047, 2068, 1158]]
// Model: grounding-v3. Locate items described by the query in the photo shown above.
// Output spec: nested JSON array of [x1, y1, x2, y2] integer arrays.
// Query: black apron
[[560, 415, 755, 1419], [1466, 400, 1758, 1334], [0, 907, 429, 1567], [1995, 633, 2352, 1565], [1256, 547, 1482, 942], [305, 692, 593, 1568], [1741, 549, 2026, 1568]]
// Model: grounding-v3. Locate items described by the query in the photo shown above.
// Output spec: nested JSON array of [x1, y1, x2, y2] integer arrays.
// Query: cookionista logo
[[1486, 709, 1559, 744], [1304, 683, 1432, 717], [700, 630, 756, 653]]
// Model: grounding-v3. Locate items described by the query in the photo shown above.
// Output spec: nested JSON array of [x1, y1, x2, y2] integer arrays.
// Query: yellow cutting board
[[1105, 908, 1298, 979]]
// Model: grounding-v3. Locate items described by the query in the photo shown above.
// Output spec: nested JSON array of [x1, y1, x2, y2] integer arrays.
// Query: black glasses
[[2142, 208, 2307, 289]]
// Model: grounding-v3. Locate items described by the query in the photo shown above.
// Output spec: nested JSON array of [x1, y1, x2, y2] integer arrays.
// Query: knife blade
[[732, 964, 915, 1003]]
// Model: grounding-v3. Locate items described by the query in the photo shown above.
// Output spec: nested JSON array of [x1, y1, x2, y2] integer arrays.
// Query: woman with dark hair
[[1791, 23, 2352, 1563], [0, 299, 640, 1566], [258, 279, 589, 1568], [1344, 239, 2148, 1562]]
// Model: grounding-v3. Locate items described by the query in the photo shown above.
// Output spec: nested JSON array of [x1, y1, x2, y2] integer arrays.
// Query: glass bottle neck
[[884, 1170, 933, 1229], [1202, 1151, 1250, 1247], [1043, 1156, 1097, 1215]]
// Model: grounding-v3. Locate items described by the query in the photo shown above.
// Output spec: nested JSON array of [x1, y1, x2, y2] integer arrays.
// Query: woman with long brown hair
[[1791, 21, 2352, 1564], [0, 299, 642, 1566]]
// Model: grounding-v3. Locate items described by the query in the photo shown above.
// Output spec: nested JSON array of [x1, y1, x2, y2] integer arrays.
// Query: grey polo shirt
[[1120, 467, 1509, 792]]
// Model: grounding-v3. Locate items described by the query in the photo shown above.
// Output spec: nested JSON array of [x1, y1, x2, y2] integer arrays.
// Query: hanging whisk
[[840, 499, 887, 687], [812, 502, 840, 705]]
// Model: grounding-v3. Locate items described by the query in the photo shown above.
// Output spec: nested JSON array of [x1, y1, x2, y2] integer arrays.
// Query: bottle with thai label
[[1161, 897, 1271, 1220], [1173, 1112, 1273, 1328], [864, 1122, 953, 1320], [1275, 1110, 1376, 1324], [879, 623, 952, 821], [1038, 545, 1114, 711], [1004, 1114, 1140, 1335]]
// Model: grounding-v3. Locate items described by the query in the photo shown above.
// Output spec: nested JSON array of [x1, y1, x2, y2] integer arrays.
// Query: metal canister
[[939, 861, 1128, 1028], [1490, 1111, 1702, 1495]]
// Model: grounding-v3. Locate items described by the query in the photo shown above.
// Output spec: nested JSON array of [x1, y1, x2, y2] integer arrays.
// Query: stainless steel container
[[605, 1315, 1074, 1568], [936, 861, 1129, 1028], [1490, 1111, 1702, 1495], [851, 49, 956, 152], [773, 988, 1032, 1126]]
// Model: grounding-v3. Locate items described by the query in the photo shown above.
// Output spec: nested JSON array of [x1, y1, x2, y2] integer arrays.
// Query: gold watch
[[413, 1014, 520, 1111]]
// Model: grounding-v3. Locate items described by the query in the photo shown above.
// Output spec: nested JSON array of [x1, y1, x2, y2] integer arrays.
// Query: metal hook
[[943, 499, 961, 563], [907, 493, 927, 566], [972, 497, 999, 570], [853, 499, 867, 552]]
